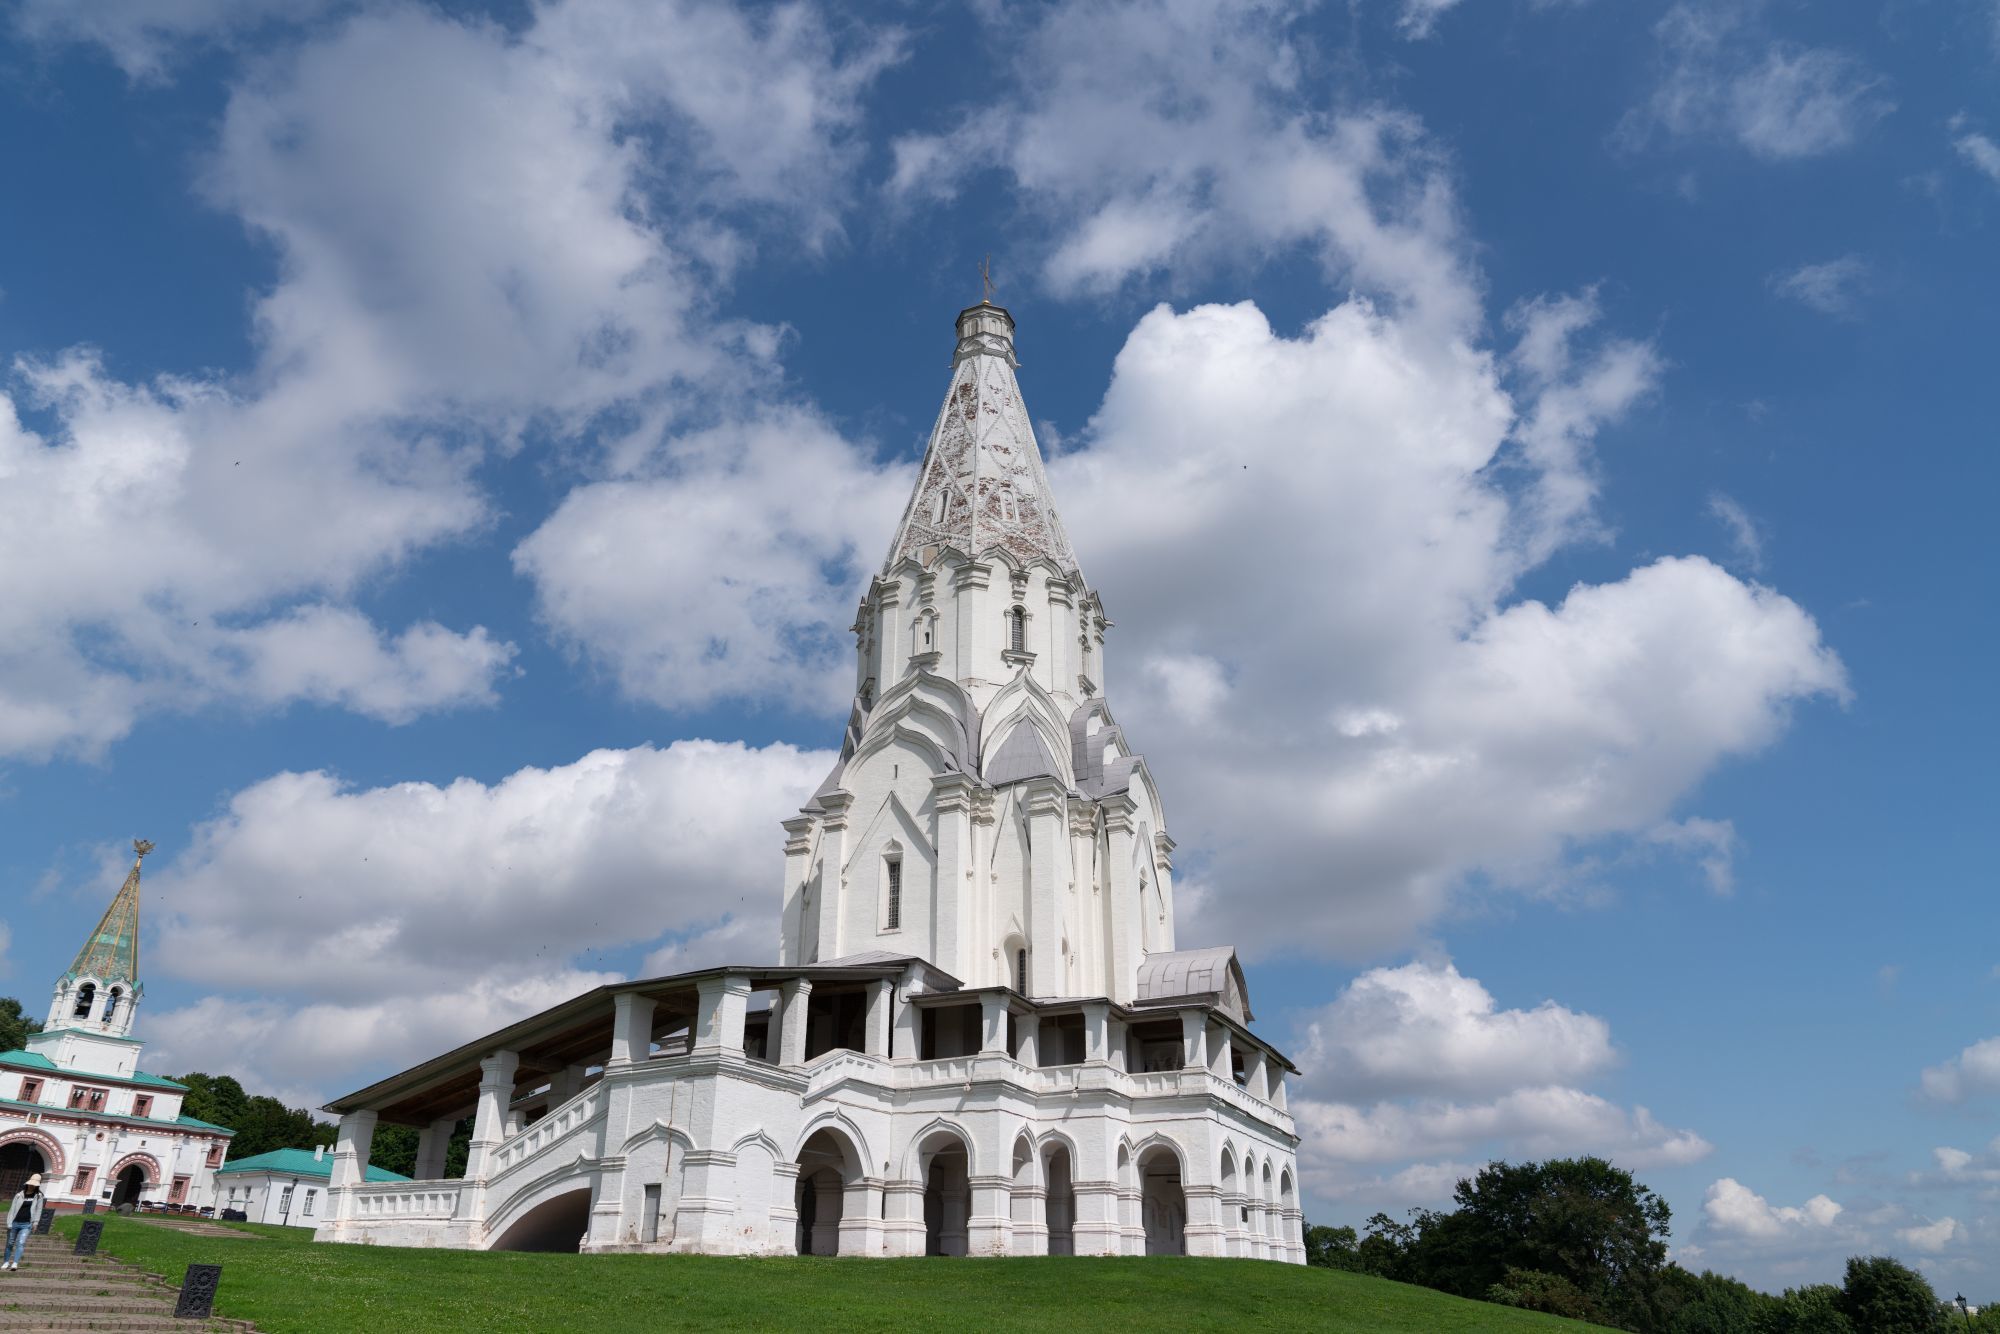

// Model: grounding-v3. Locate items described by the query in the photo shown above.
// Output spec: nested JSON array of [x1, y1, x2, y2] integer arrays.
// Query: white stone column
[[1072, 1178, 1122, 1256], [1023, 781, 1068, 997], [780, 817, 815, 966], [1014, 1014, 1040, 1067], [882, 1180, 926, 1256], [864, 979, 893, 1057], [1107, 1017, 1129, 1073], [609, 992, 657, 1068], [414, 1115, 458, 1180], [694, 974, 752, 1053], [1243, 1047, 1269, 1102], [1179, 1010, 1208, 1071], [931, 774, 974, 979], [838, 1178, 886, 1256], [1081, 1002, 1111, 1063], [814, 794, 853, 964], [464, 1050, 519, 1180], [328, 1109, 377, 1225], [967, 1175, 1011, 1256], [891, 975, 921, 1060], [1207, 1020, 1233, 1082], [1270, 1069, 1288, 1110], [979, 993, 1009, 1054], [1102, 795, 1140, 1001], [777, 978, 812, 1066]]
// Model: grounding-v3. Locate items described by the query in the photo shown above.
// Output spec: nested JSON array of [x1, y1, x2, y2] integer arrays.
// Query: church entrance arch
[[793, 1126, 862, 1256], [1138, 1144, 1186, 1256], [112, 1166, 145, 1208], [912, 1125, 972, 1257], [0, 1143, 46, 1199]]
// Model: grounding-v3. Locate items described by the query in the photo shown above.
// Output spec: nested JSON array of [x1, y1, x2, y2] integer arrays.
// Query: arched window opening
[[72, 982, 96, 1019], [1015, 948, 1029, 995], [884, 854, 903, 932], [933, 487, 951, 525], [1008, 606, 1026, 653], [104, 987, 122, 1022]]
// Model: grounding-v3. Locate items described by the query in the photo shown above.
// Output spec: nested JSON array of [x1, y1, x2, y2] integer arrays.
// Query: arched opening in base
[[917, 1129, 971, 1257], [1139, 1146, 1186, 1256], [111, 1166, 146, 1209], [489, 1188, 591, 1253], [0, 1145, 45, 1199], [794, 1128, 857, 1256], [1043, 1144, 1076, 1256]]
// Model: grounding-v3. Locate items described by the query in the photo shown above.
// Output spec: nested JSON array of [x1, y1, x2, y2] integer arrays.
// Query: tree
[[1756, 1283, 1853, 1333], [1303, 1222, 1364, 1271], [369, 1121, 469, 1179], [173, 1073, 334, 1160], [1837, 1256, 1943, 1334], [1654, 1266, 1776, 1333], [0, 997, 42, 1054]]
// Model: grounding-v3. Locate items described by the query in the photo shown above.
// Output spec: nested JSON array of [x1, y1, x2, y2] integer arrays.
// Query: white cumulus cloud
[[1920, 1035, 2000, 1104], [1703, 1177, 1843, 1240]]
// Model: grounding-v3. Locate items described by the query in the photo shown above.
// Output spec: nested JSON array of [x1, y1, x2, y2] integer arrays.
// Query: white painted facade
[[318, 304, 1306, 1262], [0, 844, 235, 1212]]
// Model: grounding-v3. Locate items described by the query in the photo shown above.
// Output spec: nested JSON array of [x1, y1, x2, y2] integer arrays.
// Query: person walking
[[4, 1173, 44, 1269]]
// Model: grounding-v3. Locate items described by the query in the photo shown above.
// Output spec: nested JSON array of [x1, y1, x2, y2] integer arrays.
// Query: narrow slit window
[[885, 858, 902, 931], [1015, 947, 1029, 995], [1008, 606, 1026, 652]]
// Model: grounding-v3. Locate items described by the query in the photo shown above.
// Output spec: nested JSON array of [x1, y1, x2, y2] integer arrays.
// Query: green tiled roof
[[0, 1096, 229, 1135], [0, 1049, 188, 1090], [214, 1148, 407, 1182], [65, 843, 147, 988]]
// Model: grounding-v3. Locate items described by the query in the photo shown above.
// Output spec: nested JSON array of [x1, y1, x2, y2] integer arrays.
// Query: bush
[[1488, 1266, 1604, 1324]]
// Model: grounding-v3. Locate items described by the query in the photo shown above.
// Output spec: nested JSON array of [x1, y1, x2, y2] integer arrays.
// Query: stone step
[[0, 1292, 179, 1312], [0, 1319, 237, 1332]]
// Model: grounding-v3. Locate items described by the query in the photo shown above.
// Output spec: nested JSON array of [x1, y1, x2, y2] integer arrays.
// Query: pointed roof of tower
[[65, 839, 149, 988], [884, 302, 1081, 577]]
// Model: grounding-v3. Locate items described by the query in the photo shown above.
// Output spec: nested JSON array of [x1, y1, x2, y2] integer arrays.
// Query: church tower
[[780, 303, 1184, 1005], [48, 838, 149, 1042]]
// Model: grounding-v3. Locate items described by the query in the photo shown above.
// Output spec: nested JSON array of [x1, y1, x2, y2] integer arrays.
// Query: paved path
[[0, 1230, 256, 1331]]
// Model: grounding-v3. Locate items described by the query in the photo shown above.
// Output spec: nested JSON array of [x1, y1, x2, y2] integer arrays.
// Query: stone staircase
[[0, 1231, 254, 1331]]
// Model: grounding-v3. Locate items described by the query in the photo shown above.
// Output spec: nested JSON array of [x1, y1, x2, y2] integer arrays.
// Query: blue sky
[[1, 0, 1996, 1295]]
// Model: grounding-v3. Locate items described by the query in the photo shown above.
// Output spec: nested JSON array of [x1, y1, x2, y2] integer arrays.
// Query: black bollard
[[174, 1264, 222, 1319], [33, 1209, 52, 1234], [82, 1199, 96, 1214], [74, 1219, 103, 1255]]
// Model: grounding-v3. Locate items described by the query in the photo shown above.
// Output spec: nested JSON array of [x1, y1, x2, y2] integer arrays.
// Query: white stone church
[[318, 302, 1306, 1261], [0, 842, 237, 1212]]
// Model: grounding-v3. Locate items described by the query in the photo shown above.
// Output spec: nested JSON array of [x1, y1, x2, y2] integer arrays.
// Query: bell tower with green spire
[[46, 839, 149, 1044]]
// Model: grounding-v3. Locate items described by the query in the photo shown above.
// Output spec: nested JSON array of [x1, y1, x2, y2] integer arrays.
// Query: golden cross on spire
[[979, 254, 995, 304]]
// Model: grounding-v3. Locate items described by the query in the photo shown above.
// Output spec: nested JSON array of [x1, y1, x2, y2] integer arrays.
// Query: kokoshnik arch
[[317, 302, 1307, 1261]]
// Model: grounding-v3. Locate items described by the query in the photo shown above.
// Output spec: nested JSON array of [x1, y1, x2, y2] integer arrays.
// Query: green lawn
[[54, 1215, 1617, 1332]]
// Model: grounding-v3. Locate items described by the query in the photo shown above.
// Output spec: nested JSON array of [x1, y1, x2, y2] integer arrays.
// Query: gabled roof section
[[215, 1147, 404, 1181], [66, 839, 149, 989], [883, 303, 1081, 578]]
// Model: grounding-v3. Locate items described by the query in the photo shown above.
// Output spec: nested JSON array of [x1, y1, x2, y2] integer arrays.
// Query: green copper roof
[[213, 1148, 407, 1182], [65, 839, 149, 989], [0, 1049, 186, 1089]]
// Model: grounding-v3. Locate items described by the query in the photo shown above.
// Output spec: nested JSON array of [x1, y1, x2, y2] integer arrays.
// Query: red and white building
[[0, 841, 236, 1210]]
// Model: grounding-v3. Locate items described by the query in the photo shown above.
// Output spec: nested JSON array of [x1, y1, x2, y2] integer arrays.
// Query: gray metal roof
[[1135, 946, 1252, 1021], [983, 722, 1061, 787]]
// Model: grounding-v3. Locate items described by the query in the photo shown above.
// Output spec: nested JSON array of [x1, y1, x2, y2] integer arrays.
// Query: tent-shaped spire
[[66, 838, 149, 988], [883, 302, 1081, 577]]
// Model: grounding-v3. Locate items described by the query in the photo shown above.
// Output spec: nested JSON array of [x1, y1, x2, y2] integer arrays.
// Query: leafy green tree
[[1303, 1222, 1364, 1271], [0, 996, 43, 1053], [1755, 1283, 1853, 1333], [369, 1121, 469, 1179], [174, 1073, 335, 1160], [1838, 1256, 1943, 1333], [1655, 1266, 1776, 1333]]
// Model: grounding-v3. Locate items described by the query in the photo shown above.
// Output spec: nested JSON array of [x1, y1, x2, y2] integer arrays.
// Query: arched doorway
[[1042, 1143, 1076, 1256], [1219, 1147, 1241, 1257], [915, 1127, 972, 1257], [794, 1127, 859, 1256], [0, 1144, 44, 1198], [112, 1166, 146, 1208], [1139, 1144, 1185, 1256], [489, 1188, 590, 1252]]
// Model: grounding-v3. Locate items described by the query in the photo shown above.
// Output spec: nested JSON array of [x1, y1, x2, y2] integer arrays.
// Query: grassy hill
[[54, 1216, 1617, 1332]]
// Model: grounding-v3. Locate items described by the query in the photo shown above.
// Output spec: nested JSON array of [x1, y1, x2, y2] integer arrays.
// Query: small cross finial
[[133, 839, 154, 860], [979, 254, 995, 304]]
